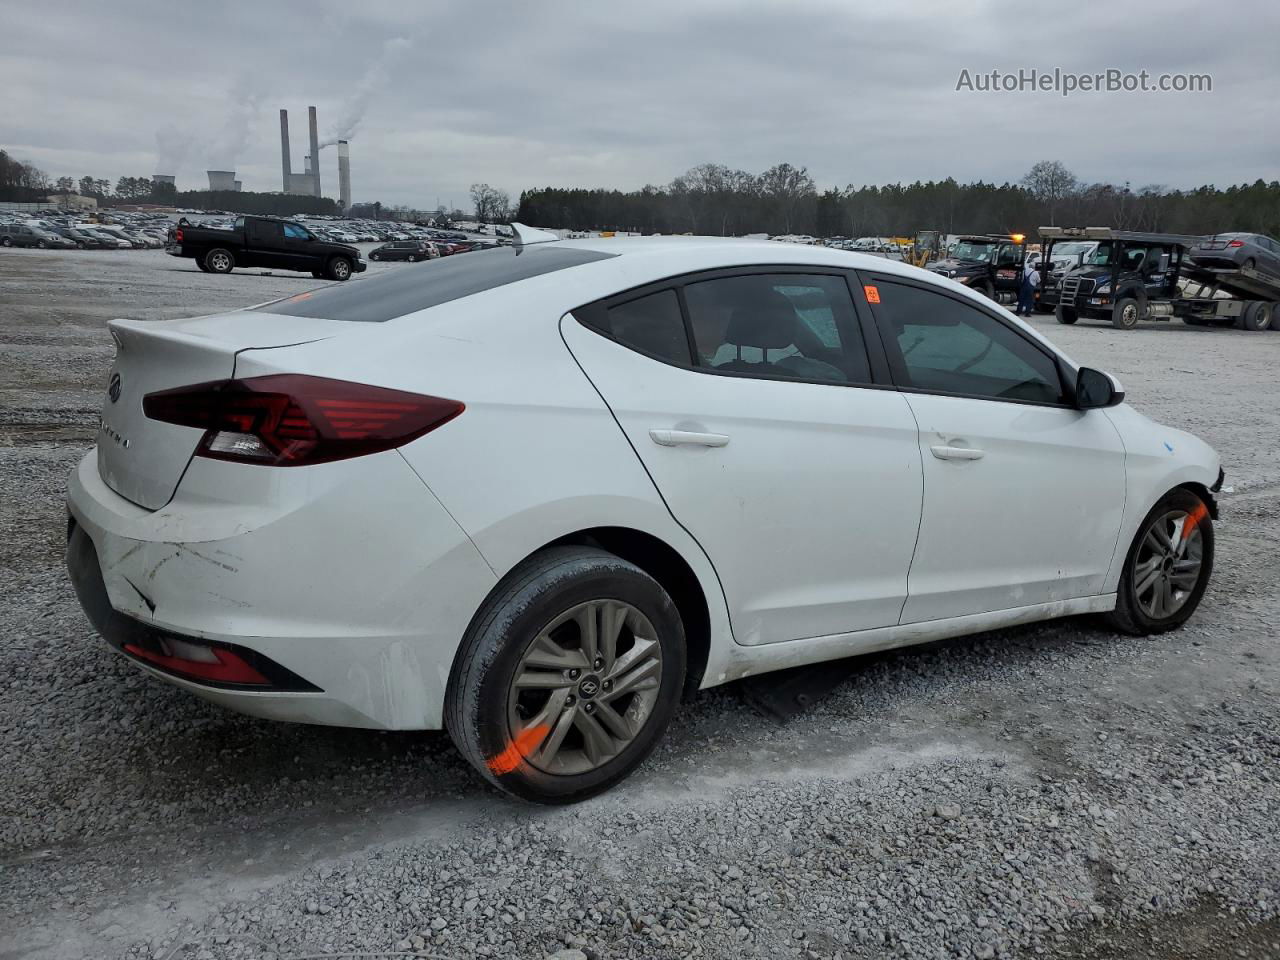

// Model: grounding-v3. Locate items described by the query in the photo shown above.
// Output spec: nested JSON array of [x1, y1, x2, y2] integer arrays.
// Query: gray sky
[[3, 0, 1276, 209]]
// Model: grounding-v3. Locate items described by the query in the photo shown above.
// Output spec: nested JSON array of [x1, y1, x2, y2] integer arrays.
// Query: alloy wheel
[[210, 252, 231, 271], [1120, 302, 1139, 327], [506, 599, 663, 776], [1133, 509, 1204, 619]]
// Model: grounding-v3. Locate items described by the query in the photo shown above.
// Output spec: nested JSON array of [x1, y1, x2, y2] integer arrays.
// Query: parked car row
[[0, 213, 171, 249]]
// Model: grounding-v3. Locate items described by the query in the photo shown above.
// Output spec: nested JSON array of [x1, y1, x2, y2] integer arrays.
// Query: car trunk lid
[[97, 313, 341, 510]]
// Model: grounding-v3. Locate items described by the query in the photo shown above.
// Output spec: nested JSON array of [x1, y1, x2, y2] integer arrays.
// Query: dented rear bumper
[[65, 448, 497, 730]]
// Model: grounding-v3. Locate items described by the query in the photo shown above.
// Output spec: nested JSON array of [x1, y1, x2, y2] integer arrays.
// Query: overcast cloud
[[2, 0, 1276, 208]]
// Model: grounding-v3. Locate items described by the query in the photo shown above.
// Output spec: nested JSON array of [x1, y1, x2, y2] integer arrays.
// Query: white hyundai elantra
[[67, 227, 1221, 802]]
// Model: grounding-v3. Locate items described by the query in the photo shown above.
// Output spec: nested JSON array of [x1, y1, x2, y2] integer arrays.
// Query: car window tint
[[873, 281, 1064, 404], [584, 289, 691, 365], [283, 224, 308, 239], [683, 274, 869, 384]]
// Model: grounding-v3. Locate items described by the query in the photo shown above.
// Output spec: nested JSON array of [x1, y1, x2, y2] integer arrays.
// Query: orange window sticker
[[863, 284, 881, 304]]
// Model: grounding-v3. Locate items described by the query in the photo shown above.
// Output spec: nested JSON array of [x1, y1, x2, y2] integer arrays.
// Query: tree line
[[515, 160, 1280, 239]]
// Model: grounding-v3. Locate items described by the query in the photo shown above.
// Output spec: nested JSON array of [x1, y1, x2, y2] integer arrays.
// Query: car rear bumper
[[65, 448, 496, 729]]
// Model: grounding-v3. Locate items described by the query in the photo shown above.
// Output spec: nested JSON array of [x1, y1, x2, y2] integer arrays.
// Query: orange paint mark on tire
[[487, 723, 550, 776], [1182, 502, 1208, 540]]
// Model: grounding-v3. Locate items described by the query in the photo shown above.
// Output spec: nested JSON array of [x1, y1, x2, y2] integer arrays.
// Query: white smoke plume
[[319, 37, 411, 148], [207, 78, 264, 170], [153, 123, 192, 176]]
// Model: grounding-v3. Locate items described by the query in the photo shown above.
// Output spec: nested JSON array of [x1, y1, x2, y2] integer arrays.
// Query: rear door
[[562, 267, 923, 645], [244, 218, 286, 268], [860, 273, 1126, 623], [278, 222, 316, 271]]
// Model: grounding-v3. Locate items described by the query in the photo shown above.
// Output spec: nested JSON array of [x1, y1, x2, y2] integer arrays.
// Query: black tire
[[1104, 488, 1213, 636], [196, 260, 211, 272], [37, 240, 48, 249], [1239, 301, 1270, 332], [1, 237, 11, 247], [1270, 302, 1280, 331], [445, 546, 686, 804], [204, 248, 235, 274], [1111, 296, 1141, 330], [326, 257, 353, 281], [1055, 304, 1078, 325], [971, 280, 993, 299], [1034, 301, 1054, 314], [1242, 258, 1256, 272], [369, 253, 380, 261]]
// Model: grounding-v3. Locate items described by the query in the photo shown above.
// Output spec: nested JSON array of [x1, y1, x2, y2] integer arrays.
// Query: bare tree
[[758, 162, 816, 233], [470, 183, 510, 223], [1021, 160, 1079, 226]]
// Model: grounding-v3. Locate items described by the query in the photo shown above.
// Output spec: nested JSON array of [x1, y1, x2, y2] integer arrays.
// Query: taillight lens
[[174, 227, 184, 243], [1227, 240, 1244, 248], [143, 374, 463, 466]]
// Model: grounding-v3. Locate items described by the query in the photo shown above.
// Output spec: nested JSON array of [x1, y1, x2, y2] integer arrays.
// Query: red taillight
[[1227, 239, 1244, 247], [174, 227, 183, 243], [143, 374, 463, 466], [123, 642, 270, 685]]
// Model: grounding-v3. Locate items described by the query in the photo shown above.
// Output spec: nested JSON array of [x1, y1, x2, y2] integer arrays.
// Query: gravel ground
[[1, 248, 1277, 960]]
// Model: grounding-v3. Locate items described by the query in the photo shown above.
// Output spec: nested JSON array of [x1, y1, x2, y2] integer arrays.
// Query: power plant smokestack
[[308, 105, 320, 197], [279, 109, 292, 192], [152, 175, 176, 187], [337, 140, 351, 212]]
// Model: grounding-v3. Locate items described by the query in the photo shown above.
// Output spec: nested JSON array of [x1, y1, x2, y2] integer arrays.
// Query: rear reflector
[[143, 374, 463, 466], [123, 642, 270, 685]]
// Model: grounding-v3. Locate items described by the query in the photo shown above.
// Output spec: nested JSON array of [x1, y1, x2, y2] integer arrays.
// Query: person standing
[[1017, 260, 1041, 316]]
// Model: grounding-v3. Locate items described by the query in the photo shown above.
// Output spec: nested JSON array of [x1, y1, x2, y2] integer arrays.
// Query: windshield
[[1085, 242, 1117, 266], [952, 240, 997, 262]]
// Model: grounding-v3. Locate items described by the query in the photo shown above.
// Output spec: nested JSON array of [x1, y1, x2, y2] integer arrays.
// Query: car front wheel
[[446, 546, 686, 803], [327, 257, 353, 281], [1105, 488, 1213, 636]]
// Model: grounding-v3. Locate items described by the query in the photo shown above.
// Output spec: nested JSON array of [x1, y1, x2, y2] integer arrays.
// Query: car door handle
[[930, 444, 985, 461], [649, 429, 730, 448]]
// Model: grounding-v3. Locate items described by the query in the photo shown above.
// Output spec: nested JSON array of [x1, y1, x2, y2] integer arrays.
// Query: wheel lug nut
[[593, 658, 604, 670], [564, 695, 576, 708], [568, 668, 580, 680], [602, 679, 613, 691], [584, 702, 596, 714]]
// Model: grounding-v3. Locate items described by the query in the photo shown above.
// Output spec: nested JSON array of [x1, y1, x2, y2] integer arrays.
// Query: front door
[[562, 268, 924, 645], [861, 273, 1127, 623]]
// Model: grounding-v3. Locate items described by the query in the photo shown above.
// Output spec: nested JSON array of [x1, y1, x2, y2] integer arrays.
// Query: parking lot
[[1, 247, 1278, 960]]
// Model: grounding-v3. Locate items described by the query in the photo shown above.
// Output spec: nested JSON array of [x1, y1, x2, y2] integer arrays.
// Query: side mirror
[[1075, 367, 1124, 409]]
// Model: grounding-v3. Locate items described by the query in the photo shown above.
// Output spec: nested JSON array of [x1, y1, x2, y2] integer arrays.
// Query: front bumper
[[65, 448, 496, 729]]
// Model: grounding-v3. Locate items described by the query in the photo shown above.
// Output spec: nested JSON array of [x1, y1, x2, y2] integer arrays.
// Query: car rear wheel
[[1242, 258, 1256, 272], [327, 257, 353, 281], [446, 546, 686, 804], [204, 248, 235, 273], [37, 240, 48, 249], [1269, 302, 1280, 331], [1055, 305, 1078, 325], [1, 237, 11, 247], [1111, 296, 1141, 330], [1104, 488, 1213, 636]]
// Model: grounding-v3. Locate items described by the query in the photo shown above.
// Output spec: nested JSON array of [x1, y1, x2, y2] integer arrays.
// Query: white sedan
[[67, 227, 1221, 802]]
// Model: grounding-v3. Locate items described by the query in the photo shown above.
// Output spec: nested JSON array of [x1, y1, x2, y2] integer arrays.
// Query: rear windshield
[[259, 246, 617, 322]]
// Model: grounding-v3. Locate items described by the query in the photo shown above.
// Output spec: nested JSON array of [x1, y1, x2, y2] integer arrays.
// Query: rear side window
[[870, 280, 1065, 405], [582, 289, 690, 365], [260, 246, 617, 322], [683, 274, 870, 384]]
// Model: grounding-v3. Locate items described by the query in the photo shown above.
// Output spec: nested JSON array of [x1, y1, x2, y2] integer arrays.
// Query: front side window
[[283, 223, 309, 240], [683, 274, 869, 384], [871, 280, 1064, 405]]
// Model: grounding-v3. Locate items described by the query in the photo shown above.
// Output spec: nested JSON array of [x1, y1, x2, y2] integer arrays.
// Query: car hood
[[929, 258, 987, 274]]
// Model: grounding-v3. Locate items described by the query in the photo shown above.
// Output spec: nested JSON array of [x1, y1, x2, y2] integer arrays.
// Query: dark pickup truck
[[166, 215, 366, 281]]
